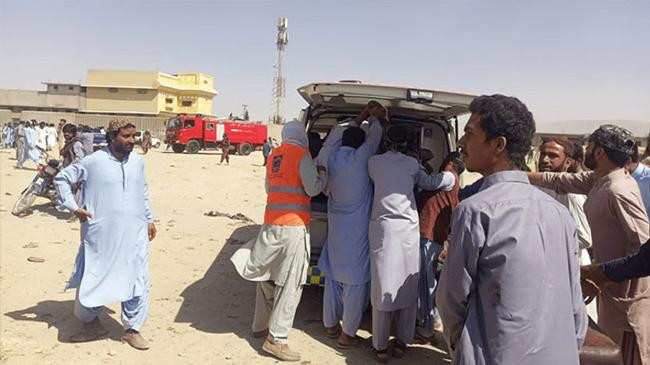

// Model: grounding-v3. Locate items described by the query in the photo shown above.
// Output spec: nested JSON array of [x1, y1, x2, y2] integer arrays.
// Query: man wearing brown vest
[[415, 151, 463, 341]]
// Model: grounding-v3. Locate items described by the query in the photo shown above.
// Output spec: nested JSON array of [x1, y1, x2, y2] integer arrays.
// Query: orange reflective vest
[[264, 144, 311, 226]]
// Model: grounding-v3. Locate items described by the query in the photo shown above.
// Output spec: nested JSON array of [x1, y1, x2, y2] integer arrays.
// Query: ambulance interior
[[305, 108, 455, 263]]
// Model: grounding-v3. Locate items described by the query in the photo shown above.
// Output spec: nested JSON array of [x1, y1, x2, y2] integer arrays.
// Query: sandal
[[336, 335, 360, 350], [325, 324, 341, 339], [368, 346, 389, 364], [390, 339, 407, 359]]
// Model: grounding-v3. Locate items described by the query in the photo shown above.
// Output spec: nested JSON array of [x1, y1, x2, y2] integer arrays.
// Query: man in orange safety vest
[[231, 120, 325, 362]]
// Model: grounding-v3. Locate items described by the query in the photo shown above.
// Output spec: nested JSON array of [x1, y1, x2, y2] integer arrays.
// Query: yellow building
[[82, 69, 217, 116]]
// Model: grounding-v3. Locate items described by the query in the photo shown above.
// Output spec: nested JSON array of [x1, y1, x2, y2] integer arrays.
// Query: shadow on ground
[[175, 224, 450, 364], [10, 201, 72, 220], [13, 166, 39, 171], [32, 202, 73, 220], [4, 300, 122, 343]]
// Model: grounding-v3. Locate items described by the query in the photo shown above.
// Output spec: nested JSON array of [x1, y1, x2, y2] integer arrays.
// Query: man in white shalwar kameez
[[54, 119, 156, 350], [22, 122, 42, 166], [316, 102, 384, 348], [47, 123, 59, 151], [231, 121, 325, 362], [367, 124, 455, 361], [437, 95, 587, 365], [35, 122, 48, 151], [537, 137, 597, 320]]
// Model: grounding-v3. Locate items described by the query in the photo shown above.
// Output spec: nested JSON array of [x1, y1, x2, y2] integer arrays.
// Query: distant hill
[[536, 120, 649, 138]]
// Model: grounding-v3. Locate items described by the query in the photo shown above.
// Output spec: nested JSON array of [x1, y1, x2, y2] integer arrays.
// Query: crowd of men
[[232, 96, 650, 364], [7, 96, 650, 362], [0, 119, 99, 169]]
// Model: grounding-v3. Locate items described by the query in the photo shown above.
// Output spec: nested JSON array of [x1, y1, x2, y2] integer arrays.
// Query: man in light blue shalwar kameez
[[54, 119, 156, 350], [317, 102, 384, 348]]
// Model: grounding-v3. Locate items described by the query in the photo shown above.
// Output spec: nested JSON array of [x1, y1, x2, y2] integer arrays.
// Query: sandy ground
[[0, 142, 450, 364]]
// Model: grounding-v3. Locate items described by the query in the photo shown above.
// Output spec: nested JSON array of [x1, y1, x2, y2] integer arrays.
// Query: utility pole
[[272, 17, 288, 124]]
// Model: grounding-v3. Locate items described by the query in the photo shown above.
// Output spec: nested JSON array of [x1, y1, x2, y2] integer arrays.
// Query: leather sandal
[[368, 346, 389, 364], [325, 324, 341, 339], [390, 339, 407, 359]]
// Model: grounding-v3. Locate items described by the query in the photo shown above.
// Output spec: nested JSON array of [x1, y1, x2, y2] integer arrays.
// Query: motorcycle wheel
[[12, 182, 38, 216]]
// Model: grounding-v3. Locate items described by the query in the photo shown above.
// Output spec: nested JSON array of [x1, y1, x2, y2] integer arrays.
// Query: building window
[[68, 86, 74, 90], [81, 87, 87, 92], [53, 85, 59, 90], [108, 88, 118, 93], [181, 100, 192, 107], [166, 98, 173, 104], [137, 89, 148, 94]]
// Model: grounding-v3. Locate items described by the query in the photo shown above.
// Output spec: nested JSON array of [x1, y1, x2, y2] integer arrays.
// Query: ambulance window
[[206, 123, 214, 130], [184, 120, 195, 129]]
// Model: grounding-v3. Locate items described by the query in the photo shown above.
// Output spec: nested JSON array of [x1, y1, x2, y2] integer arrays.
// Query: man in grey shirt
[[436, 95, 587, 364], [79, 125, 95, 155], [15, 121, 26, 166]]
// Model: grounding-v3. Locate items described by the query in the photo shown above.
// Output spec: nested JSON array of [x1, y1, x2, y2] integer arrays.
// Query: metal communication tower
[[272, 17, 288, 124]]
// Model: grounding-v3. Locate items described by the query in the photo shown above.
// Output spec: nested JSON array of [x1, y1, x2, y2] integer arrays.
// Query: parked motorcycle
[[12, 153, 62, 216]]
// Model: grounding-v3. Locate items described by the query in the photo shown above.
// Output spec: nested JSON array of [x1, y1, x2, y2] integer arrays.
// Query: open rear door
[[298, 82, 476, 119]]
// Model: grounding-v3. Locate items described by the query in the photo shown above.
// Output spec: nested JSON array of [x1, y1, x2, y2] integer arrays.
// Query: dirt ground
[[0, 142, 450, 364]]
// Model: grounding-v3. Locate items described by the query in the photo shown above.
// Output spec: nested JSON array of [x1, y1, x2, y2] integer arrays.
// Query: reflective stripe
[[266, 203, 311, 212], [268, 186, 306, 195]]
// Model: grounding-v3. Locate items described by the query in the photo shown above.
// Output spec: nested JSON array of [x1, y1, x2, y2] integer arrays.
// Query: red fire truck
[[165, 115, 268, 155]]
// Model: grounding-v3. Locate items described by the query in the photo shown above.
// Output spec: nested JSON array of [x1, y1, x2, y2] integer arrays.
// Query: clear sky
[[1, 0, 649, 125]]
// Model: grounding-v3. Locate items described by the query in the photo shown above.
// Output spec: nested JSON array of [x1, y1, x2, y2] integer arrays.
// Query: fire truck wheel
[[172, 144, 185, 153], [186, 140, 201, 154], [238, 142, 253, 156]]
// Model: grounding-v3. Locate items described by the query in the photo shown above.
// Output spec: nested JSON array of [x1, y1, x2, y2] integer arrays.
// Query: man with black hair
[[570, 140, 586, 173], [61, 124, 85, 168], [626, 144, 650, 217], [316, 102, 383, 349], [219, 133, 230, 165], [438, 95, 587, 364], [262, 137, 273, 166], [367, 122, 455, 361], [415, 151, 463, 342], [60, 123, 86, 209], [308, 132, 323, 159], [538, 137, 597, 319], [57, 119, 67, 156], [643, 133, 650, 165], [55, 119, 156, 350], [538, 137, 593, 262], [529, 124, 649, 364]]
